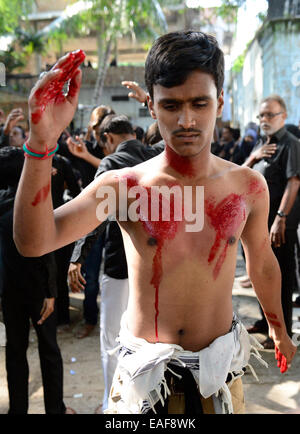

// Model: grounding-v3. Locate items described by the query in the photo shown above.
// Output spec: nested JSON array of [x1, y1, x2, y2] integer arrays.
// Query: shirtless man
[[13, 32, 296, 414]]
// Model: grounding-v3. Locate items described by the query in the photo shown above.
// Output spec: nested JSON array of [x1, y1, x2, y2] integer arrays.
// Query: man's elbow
[[13, 232, 46, 257]]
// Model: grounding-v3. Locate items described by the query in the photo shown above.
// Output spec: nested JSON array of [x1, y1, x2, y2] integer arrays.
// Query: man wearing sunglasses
[[243, 94, 300, 349]]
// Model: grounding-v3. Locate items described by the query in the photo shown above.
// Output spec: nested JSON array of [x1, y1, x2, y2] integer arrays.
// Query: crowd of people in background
[[0, 76, 300, 414]]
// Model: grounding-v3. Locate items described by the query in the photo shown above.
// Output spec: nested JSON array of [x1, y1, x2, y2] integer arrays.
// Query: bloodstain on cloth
[[119, 174, 182, 342], [31, 49, 86, 124], [205, 194, 246, 280], [31, 182, 51, 206]]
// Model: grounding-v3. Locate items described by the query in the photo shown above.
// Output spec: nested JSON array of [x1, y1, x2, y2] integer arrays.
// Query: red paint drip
[[31, 182, 51, 206], [205, 193, 246, 279], [120, 174, 180, 341], [165, 144, 196, 178], [31, 50, 85, 124]]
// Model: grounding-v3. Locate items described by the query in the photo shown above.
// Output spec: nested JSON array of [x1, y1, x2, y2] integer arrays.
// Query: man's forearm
[[277, 176, 300, 216], [83, 153, 101, 168], [249, 256, 287, 336], [14, 156, 56, 257]]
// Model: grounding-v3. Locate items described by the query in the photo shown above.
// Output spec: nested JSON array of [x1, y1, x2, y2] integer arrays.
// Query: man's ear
[[217, 89, 224, 119], [147, 94, 157, 120], [105, 132, 113, 145]]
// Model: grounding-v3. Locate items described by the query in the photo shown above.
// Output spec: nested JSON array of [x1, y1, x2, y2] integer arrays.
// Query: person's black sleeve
[[61, 156, 81, 198], [70, 222, 108, 264], [43, 252, 58, 298], [286, 138, 300, 180]]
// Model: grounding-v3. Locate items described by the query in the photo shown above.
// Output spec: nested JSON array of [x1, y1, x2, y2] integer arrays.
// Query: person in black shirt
[[243, 94, 300, 348], [68, 115, 164, 412], [0, 147, 76, 414], [57, 105, 115, 188]]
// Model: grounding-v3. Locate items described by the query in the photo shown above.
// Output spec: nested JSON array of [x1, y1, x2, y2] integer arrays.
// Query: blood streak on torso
[[121, 174, 180, 342], [205, 178, 266, 279], [205, 193, 246, 280], [31, 49, 86, 124]]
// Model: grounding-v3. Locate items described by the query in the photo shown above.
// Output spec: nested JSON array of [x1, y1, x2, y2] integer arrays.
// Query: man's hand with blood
[[271, 334, 297, 374], [28, 49, 85, 149], [275, 346, 288, 373]]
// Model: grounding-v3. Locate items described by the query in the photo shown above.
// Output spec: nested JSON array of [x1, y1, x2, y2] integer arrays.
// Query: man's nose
[[177, 109, 196, 129]]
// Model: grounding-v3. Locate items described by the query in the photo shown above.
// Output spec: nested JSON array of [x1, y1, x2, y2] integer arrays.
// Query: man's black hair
[[99, 115, 134, 143], [145, 30, 224, 100], [133, 125, 145, 142]]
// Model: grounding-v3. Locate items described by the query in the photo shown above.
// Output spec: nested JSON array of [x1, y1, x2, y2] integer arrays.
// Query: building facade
[[230, 1, 300, 131]]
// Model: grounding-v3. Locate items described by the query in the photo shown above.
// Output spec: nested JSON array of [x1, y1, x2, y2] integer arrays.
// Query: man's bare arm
[[241, 172, 296, 371], [13, 51, 115, 256]]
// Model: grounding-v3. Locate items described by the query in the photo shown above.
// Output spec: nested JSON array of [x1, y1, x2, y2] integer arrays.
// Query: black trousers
[[1, 295, 66, 414], [254, 229, 297, 336]]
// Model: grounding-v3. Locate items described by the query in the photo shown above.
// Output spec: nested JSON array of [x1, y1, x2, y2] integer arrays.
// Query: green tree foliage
[[0, 0, 33, 35], [51, 0, 168, 104]]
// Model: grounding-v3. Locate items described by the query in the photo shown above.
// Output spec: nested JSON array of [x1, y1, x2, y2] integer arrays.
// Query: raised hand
[[66, 135, 89, 159], [3, 108, 24, 135], [122, 80, 147, 104], [28, 50, 85, 150]]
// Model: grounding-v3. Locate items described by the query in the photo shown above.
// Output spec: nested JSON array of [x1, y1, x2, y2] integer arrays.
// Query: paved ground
[[1, 244, 300, 414]]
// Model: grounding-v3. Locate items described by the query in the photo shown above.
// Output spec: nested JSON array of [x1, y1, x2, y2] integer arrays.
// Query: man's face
[[9, 126, 24, 147], [148, 70, 223, 158], [258, 100, 287, 137]]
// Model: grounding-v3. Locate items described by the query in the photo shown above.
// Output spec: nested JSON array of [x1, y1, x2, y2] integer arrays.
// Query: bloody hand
[[31, 49, 86, 124], [275, 345, 288, 374]]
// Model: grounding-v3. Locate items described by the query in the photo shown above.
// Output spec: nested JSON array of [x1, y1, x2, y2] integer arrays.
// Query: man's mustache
[[172, 128, 202, 135]]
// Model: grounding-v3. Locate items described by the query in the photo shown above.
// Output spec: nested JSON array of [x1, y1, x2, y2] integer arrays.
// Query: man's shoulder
[[213, 155, 267, 189], [284, 130, 300, 146]]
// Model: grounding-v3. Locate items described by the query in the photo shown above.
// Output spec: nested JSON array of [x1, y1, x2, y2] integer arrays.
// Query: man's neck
[[117, 134, 136, 145], [164, 143, 213, 180]]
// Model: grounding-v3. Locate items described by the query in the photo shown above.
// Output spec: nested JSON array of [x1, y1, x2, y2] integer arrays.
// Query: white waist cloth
[[106, 312, 268, 414]]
